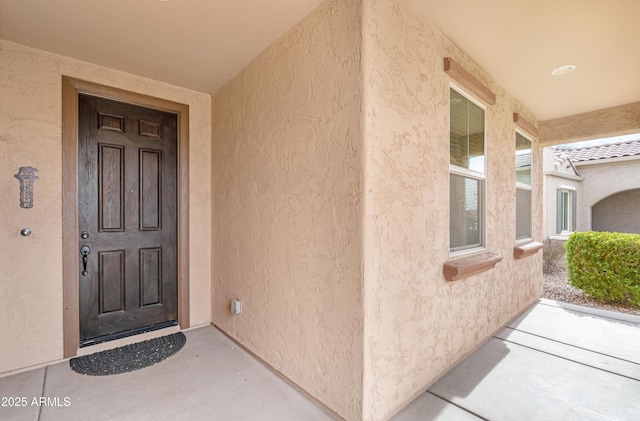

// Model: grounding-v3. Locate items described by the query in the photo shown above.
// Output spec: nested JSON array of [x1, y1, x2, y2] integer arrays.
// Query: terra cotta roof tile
[[554, 139, 640, 162]]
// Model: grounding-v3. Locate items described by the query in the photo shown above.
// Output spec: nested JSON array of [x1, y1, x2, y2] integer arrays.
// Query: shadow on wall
[[592, 188, 640, 234], [392, 337, 511, 420]]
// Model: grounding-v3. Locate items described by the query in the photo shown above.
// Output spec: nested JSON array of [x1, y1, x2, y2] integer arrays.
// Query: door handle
[[80, 245, 91, 276]]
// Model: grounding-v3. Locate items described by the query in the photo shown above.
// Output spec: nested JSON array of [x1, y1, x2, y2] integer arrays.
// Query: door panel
[[78, 94, 178, 344], [140, 248, 162, 306], [98, 143, 125, 231], [140, 149, 161, 230], [99, 250, 125, 313]]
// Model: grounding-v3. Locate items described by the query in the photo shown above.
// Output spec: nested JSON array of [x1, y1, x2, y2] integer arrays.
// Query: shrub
[[566, 231, 640, 307], [542, 238, 565, 274]]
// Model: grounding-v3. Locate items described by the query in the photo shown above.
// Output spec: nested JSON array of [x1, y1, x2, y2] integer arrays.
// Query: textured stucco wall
[[0, 40, 212, 374], [361, 1, 543, 419], [539, 102, 640, 147], [210, 1, 364, 419], [576, 159, 640, 232], [592, 189, 640, 234]]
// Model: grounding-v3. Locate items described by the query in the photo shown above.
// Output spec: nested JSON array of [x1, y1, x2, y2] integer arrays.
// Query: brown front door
[[78, 94, 178, 345]]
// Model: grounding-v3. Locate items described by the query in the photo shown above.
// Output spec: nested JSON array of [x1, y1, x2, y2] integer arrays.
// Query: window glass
[[450, 87, 485, 252], [515, 133, 531, 186], [516, 189, 531, 240], [450, 88, 485, 173], [562, 190, 570, 231], [556, 188, 576, 234], [450, 174, 483, 251], [515, 132, 532, 240]]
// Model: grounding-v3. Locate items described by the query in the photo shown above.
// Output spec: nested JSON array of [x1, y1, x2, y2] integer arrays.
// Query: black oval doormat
[[70, 332, 186, 376]]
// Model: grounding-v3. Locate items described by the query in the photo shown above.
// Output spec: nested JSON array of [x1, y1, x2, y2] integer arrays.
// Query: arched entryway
[[592, 188, 640, 234]]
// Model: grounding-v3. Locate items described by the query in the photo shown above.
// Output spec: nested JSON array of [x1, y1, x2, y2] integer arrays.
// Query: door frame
[[62, 77, 190, 357]]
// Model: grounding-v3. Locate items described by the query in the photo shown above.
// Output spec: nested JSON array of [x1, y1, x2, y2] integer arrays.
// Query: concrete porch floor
[[1, 299, 639, 421]]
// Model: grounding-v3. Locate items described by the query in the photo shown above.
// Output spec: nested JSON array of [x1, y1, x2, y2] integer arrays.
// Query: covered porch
[[2, 299, 639, 421], [2, 1, 639, 419]]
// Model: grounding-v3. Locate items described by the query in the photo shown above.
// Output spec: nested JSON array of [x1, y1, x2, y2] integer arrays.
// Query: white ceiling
[[408, 0, 640, 121], [1, 0, 639, 121], [0, 0, 325, 94]]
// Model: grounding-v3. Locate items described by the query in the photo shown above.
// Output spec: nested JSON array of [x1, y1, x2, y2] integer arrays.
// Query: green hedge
[[566, 231, 640, 307]]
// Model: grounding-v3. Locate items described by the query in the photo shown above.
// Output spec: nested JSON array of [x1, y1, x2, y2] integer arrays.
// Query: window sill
[[513, 241, 544, 259], [443, 251, 503, 281]]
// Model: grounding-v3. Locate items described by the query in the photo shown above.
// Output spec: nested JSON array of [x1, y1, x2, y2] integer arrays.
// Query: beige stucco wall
[[0, 40, 212, 374], [211, 1, 364, 420], [2, 0, 546, 417], [576, 159, 640, 232], [592, 188, 640, 234], [539, 102, 640, 147], [211, 0, 544, 419], [361, 1, 543, 419]]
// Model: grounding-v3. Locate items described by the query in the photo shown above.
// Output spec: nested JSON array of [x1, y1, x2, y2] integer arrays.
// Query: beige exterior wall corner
[[361, 0, 543, 419], [2, 0, 546, 418]]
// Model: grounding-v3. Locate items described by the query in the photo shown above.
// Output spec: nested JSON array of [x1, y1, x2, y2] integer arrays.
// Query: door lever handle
[[80, 245, 91, 276]]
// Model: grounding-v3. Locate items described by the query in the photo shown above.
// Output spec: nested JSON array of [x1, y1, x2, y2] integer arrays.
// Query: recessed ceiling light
[[551, 65, 576, 76]]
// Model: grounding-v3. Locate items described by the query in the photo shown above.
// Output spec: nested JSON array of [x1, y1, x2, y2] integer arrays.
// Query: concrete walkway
[[1, 299, 639, 420], [393, 299, 640, 420], [0, 326, 332, 421]]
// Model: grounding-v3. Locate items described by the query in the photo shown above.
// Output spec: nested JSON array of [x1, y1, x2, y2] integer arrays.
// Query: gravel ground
[[543, 267, 640, 316]]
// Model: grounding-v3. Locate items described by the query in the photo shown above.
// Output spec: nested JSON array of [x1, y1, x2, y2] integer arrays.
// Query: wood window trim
[[443, 252, 502, 281], [513, 241, 544, 259], [444, 57, 496, 105], [513, 113, 539, 138], [62, 77, 190, 358]]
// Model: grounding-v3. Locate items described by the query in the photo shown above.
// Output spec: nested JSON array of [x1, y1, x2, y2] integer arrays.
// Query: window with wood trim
[[515, 132, 532, 240], [450, 87, 485, 252]]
